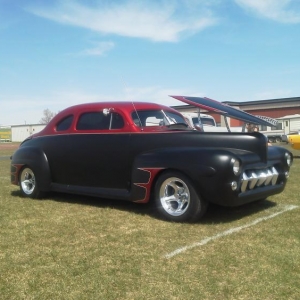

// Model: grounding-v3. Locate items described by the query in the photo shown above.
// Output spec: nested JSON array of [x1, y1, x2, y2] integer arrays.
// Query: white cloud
[[0, 91, 102, 125], [235, 0, 300, 23], [80, 41, 115, 56], [25, 0, 218, 42], [0, 86, 203, 125]]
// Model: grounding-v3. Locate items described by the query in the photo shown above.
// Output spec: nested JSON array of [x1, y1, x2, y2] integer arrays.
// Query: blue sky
[[1, 0, 300, 125]]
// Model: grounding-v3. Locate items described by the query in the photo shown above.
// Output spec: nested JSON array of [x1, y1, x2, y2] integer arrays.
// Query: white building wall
[[278, 114, 300, 134], [11, 124, 46, 142], [290, 119, 300, 132]]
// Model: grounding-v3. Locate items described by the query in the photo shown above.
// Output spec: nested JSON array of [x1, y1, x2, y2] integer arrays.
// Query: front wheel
[[19, 167, 43, 198], [154, 171, 207, 222]]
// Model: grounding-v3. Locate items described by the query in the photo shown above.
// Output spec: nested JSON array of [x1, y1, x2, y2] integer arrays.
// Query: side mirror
[[103, 108, 113, 116]]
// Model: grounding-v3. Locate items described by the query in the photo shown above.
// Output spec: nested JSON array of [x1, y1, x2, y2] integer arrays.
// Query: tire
[[154, 171, 207, 222], [19, 167, 43, 199]]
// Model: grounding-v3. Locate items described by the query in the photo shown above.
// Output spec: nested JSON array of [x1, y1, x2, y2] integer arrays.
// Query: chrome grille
[[240, 167, 279, 193]]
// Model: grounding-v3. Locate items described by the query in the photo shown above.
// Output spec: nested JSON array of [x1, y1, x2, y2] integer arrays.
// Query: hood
[[170, 95, 277, 127]]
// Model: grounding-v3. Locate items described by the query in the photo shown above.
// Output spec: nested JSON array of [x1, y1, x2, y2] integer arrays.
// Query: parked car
[[11, 97, 293, 222], [182, 112, 217, 131], [288, 134, 300, 150]]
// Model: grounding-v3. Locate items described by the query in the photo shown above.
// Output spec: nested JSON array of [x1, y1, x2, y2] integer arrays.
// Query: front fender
[[11, 146, 51, 191], [130, 147, 235, 203]]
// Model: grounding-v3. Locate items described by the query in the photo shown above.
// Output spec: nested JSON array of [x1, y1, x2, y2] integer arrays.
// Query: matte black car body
[[11, 100, 293, 222]]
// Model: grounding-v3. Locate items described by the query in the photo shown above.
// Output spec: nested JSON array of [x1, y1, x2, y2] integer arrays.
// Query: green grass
[[1, 143, 299, 299]]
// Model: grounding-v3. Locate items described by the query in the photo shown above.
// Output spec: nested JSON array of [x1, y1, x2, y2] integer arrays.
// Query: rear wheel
[[19, 167, 43, 198], [154, 171, 207, 222]]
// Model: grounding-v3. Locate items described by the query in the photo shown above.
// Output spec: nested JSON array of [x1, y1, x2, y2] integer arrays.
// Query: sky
[[1, 0, 300, 125]]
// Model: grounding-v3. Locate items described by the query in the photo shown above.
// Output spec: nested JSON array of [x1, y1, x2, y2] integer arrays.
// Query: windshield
[[132, 110, 187, 127]]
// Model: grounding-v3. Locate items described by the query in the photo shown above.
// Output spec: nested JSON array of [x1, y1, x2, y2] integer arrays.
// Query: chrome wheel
[[155, 171, 207, 222], [159, 177, 190, 217], [20, 168, 36, 195]]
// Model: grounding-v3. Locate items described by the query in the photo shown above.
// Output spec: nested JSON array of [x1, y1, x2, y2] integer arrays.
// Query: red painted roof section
[[32, 101, 184, 137]]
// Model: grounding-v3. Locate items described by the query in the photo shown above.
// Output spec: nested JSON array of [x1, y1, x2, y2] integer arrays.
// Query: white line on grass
[[165, 204, 299, 259]]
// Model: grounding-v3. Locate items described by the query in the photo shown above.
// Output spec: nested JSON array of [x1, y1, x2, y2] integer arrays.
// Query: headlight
[[285, 152, 293, 166], [231, 158, 241, 175]]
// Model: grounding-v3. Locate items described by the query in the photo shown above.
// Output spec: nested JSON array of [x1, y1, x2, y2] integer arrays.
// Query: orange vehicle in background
[[288, 134, 300, 150]]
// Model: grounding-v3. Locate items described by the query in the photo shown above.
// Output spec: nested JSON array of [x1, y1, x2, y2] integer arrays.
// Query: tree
[[40, 109, 56, 124]]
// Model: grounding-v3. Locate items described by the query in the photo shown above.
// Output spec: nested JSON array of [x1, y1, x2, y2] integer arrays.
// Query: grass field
[[1, 143, 299, 299]]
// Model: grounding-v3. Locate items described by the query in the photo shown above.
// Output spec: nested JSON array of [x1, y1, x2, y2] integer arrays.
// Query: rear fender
[[11, 146, 51, 191]]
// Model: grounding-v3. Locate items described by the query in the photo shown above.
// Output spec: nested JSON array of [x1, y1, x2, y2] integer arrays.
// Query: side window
[[131, 111, 165, 127], [111, 113, 125, 129], [77, 112, 110, 130], [56, 115, 74, 131]]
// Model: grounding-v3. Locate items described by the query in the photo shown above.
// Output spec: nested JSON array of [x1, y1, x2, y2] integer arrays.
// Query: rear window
[[56, 115, 74, 131]]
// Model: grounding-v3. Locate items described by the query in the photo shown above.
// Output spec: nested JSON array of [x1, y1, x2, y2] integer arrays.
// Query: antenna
[[120, 76, 143, 131]]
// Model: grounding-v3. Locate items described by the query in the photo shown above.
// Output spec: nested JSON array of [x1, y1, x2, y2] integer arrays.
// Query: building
[[11, 124, 46, 142], [277, 114, 300, 135], [0, 126, 11, 142]]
